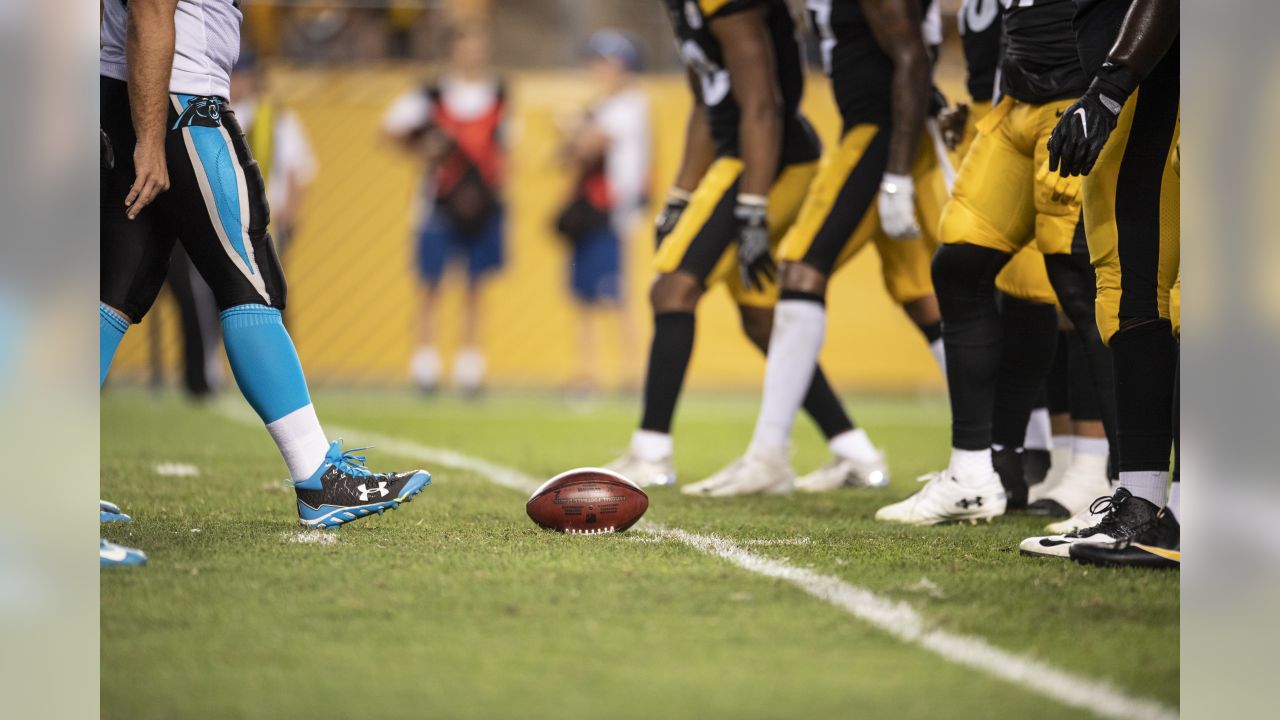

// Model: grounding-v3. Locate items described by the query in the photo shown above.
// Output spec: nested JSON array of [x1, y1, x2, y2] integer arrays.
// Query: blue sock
[[219, 304, 312, 423], [100, 304, 129, 387], [221, 305, 331, 481]]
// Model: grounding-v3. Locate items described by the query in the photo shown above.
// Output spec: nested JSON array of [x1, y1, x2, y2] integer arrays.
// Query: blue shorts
[[571, 227, 621, 304], [416, 207, 505, 286]]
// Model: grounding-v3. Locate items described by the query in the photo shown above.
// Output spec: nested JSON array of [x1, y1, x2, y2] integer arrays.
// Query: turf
[[101, 389, 1178, 719]]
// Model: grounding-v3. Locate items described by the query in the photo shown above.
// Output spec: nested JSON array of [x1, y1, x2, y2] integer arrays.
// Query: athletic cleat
[[1026, 487, 1158, 558], [1027, 454, 1112, 518], [294, 441, 431, 529], [795, 452, 890, 492], [993, 447, 1028, 510], [1071, 507, 1179, 569], [1028, 446, 1071, 505], [1045, 501, 1104, 535], [100, 499, 132, 524], [874, 470, 1006, 525], [1019, 497, 1116, 558], [682, 447, 793, 497], [605, 451, 676, 488], [100, 538, 146, 567]]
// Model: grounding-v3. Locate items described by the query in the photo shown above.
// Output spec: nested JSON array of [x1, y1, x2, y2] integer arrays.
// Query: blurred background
[[107, 0, 973, 397]]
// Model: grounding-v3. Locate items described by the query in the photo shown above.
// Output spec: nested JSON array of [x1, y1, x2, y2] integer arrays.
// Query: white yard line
[[213, 402, 1176, 720]]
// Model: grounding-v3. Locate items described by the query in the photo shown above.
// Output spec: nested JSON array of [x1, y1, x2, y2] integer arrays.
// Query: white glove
[[878, 173, 920, 241]]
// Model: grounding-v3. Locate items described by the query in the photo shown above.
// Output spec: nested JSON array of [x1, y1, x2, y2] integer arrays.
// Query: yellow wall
[[111, 67, 947, 393]]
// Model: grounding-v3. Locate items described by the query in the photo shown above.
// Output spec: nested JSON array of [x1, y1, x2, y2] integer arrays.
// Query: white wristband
[[880, 173, 914, 194], [737, 193, 768, 207]]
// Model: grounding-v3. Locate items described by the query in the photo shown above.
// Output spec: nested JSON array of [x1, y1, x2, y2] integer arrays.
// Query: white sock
[[266, 403, 331, 482], [948, 448, 994, 487], [410, 345, 441, 388], [1051, 434, 1072, 452], [1166, 481, 1180, 522], [1072, 436, 1110, 457], [1024, 408, 1052, 450], [453, 347, 486, 391], [749, 299, 826, 453], [828, 428, 879, 463], [1119, 470, 1168, 505], [928, 337, 946, 373], [631, 429, 673, 462]]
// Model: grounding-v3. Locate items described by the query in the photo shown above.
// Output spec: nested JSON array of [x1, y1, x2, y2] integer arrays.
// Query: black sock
[[992, 293, 1059, 449], [1110, 319, 1178, 473], [639, 312, 695, 434], [919, 320, 943, 344], [803, 366, 856, 439], [1046, 251, 1119, 474], [933, 244, 1011, 450], [1066, 330, 1101, 422], [1047, 330, 1071, 416]]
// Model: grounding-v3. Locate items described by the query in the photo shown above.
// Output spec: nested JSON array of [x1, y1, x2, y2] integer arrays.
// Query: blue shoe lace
[[329, 442, 381, 479]]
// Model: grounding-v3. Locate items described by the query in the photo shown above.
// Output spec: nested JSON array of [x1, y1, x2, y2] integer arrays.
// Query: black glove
[[733, 196, 774, 291], [1047, 62, 1135, 177], [101, 127, 115, 171], [654, 189, 691, 248]]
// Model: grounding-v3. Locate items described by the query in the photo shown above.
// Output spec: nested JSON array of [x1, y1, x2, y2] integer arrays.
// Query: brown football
[[526, 468, 649, 534]]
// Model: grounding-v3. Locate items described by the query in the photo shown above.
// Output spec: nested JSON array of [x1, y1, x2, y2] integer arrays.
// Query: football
[[525, 467, 649, 534]]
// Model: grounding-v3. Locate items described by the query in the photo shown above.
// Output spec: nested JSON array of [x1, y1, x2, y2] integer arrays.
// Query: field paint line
[[640, 524, 1176, 720], [154, 462, 200, 477], [209, 402, 1176, 720]]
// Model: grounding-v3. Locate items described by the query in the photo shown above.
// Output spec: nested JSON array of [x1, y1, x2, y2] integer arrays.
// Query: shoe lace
[[333, 445, 378, 478]]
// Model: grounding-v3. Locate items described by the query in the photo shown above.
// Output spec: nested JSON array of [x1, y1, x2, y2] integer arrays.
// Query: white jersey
[[590, 87, 651, 233], [100, 0, 243, 99]]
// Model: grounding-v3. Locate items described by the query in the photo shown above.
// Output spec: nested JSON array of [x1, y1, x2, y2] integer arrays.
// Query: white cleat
[[682, 447, 794, 497], [795, 452, 890, 492], [1032, 458, 1114, 518], [605, 451, 676, 488], [874, 470, 1006, 525], [1028, 447, 1071, 504], [1018, 526, 1116, 558], [1044, 491, 1113, 535]]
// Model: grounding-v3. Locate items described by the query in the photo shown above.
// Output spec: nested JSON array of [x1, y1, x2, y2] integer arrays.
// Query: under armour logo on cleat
[[358, 482, 389, 501], [956, 497, 984, 509]]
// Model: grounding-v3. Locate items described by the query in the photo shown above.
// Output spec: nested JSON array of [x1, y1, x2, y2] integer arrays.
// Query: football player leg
[[611, 159, 741, 487], [143, 88, 429, 528], [687, 129, 892, 496], [1069, 75, 1181, 568], [877, 109, 1034, 525]]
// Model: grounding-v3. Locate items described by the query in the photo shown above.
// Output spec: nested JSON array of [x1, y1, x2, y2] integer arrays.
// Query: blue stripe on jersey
[[176, 94, 255, 275]]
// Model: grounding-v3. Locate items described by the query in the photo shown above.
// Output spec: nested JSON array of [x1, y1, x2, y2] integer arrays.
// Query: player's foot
[[605, 451, 676, 488], [993, 447, 1028, 510], [682, 447, 794, 497], [874, 470, 1006, 525], [1045, 499, 1106, 535], [1023, 448, 1051, 488], [100, 499, 131, 524], [1028, 447, 1070, 505], [1021, 487, 1158, 558], [100, 538, 146, 567], [453, 347, 486, 397], [1026, 456, 1112, 517], [1070, 507, 1179, 569], [410, 345, 441, 394], [795, 452, 889, 492], [294, 441, 431, 529]]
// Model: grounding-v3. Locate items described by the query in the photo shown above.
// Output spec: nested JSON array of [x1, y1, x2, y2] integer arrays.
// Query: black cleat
[[993, 447, 1028, 511], [1070, 507, 1179, 569], [1025, 497, 1071, 518], [1023, 448, 1051, 488]]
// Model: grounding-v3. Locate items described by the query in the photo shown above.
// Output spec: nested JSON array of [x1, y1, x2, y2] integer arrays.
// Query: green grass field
[[101, 389, 1178, 719]]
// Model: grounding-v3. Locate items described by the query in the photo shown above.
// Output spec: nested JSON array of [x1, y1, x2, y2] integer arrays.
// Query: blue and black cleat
[[294, 441, 431, 529], [100, 538, 147, 567], [100, 499, 132, 524]]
